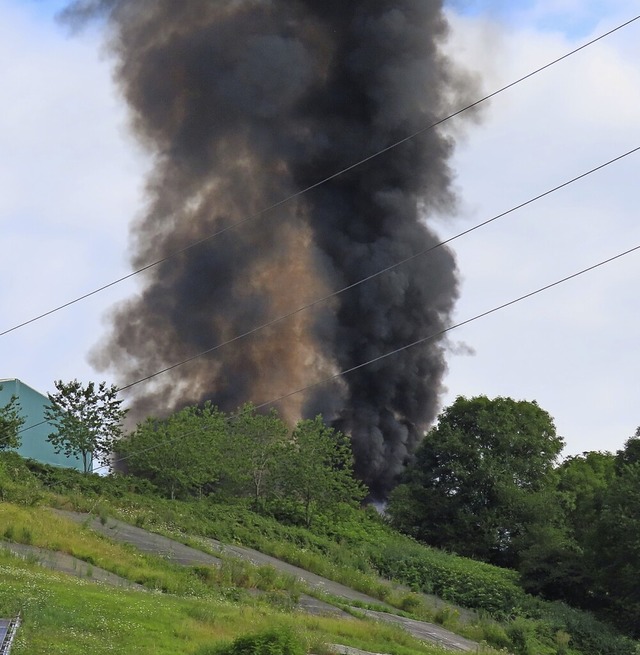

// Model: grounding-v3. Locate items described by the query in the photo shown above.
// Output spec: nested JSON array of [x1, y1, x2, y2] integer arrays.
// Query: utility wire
[[11, 14, 640, 436], [251, 247, 640, 414], [2, 12, 638, 338], [118, 145, 640, 391], [90, 241, 640, 474], [16, 143, 640, 435]]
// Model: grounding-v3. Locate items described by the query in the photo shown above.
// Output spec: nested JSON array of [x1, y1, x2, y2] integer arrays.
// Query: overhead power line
[[90, 240, 640, 475], [15, 142, 640, 439], [118, 145, 640, 391], [2, 12, 638, 338], [252, 246, 640, 414]]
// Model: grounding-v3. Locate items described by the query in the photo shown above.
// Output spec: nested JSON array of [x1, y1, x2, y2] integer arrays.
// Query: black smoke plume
[[68, 0, 476, 498]]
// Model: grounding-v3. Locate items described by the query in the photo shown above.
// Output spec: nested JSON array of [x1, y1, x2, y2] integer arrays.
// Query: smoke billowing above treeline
[[66, 0, 477, 498]]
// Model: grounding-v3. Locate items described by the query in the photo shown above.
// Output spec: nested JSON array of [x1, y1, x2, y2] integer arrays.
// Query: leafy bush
[[0, 452, 43, 505], [25, 458, 158, 498], [476, 619, 511, 651], [196, 627, 305, 655], [554, 630, 571, 655], [433, 605, 459, 627], [506, 617, 534, 655], [548, 602, 637, 655], [399, 592, 423, 613], [370, 542, 525, 617]]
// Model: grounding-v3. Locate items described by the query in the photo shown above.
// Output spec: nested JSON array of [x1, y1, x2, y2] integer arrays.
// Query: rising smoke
[[67, 0, 477, 498]]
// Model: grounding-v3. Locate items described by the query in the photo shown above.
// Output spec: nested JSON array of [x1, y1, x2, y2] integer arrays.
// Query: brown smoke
[[67, 0, 478, 498]]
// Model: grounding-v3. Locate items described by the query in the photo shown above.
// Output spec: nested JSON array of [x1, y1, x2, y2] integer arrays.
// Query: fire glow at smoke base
[[67, 0, 478, 498]]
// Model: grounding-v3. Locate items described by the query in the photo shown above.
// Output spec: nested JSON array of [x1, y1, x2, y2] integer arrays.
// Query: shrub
[[370, 542, 525, 617], [19, 526, 33, 545], [549, 602, 637, 655], [0, 453, 43, 505], [433, 605, 459, 628], [399, 592, 423, 613], [554, 630, 571, 655], [196, 627, 305, 655], [476, 619, 511, 651], [507, 617, 534, 655]]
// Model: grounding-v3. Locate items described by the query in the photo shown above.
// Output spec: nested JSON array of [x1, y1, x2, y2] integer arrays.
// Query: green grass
[[0, 503, 215, 595], [0, 550, 455, 655], [0, 503, 313, 610], [2, 453, 638, 655]]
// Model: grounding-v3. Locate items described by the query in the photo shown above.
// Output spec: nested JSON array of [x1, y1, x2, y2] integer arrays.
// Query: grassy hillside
[[1, 549, 445, 655], [1, 453, 637, 655]]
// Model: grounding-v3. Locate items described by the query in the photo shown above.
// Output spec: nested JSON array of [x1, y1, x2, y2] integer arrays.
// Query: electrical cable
[[89, 240, 640, 474], [2, 12, 638, 338], [117, 145, 640, 391], [16, 143, 640, 435]]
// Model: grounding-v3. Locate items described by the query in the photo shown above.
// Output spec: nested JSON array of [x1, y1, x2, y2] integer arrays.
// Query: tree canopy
[[117, 404, 365, 524], [279, 416, 367, 527], [388, 395, 564, 568], [120, 402, 227, 499], [588, 434, 640, 635], [45, 380, 127, 473], [224, 404, 290, 506]]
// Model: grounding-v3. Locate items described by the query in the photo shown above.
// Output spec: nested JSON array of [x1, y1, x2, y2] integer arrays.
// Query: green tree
[[44, 380, 127, 473], [388, 395, 564, 568], [589, 434, 640, 635], [223, 404, 289, 507], [558, 450, 616, 543], [0, 386, 24, 450], [518, 450, 616, 606], [121, 402, 227, 499], [279, 416, 366, 528], [514, 499, 583, 602], [614, 428, 640, 469]]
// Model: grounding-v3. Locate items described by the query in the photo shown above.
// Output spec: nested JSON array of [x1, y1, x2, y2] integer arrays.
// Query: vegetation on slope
[[1, 548, 446, 655], [2, 450, 638, 655]]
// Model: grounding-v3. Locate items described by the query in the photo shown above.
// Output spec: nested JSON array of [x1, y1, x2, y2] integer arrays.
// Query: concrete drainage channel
[[24, 509, 478, 653]]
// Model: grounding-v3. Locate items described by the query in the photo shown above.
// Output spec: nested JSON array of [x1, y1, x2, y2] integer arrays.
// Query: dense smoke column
[[293, 2, 462, 497], [69, 0, 471, 497]]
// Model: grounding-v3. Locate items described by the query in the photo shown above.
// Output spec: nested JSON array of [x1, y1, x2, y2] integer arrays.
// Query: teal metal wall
[[0, 378, 85, 471]]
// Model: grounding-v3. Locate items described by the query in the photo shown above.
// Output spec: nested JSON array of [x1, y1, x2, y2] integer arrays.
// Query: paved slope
[[204, 538, 395, 607], [53, 510, 222, 567], [54, 509, 479, 652], [2, 541, 143, 589]]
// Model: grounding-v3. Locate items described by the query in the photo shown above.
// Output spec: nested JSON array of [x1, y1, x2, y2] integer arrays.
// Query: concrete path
[[200, 536, 478, 650], [362, 609, 479, 652], [1, 541, 143, 590], [203, 537, 396, 608], [54, 510, 222, 567], [53, 509, 480, 652]]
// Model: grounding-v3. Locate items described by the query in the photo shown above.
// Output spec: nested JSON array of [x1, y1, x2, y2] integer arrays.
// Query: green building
[[0, 378, 84, 471]]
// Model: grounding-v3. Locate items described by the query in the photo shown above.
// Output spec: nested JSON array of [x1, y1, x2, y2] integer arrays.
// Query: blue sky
[[26, 0, 621, 37], [448, 0, 623, 38], [12, 0, 66, 21]]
